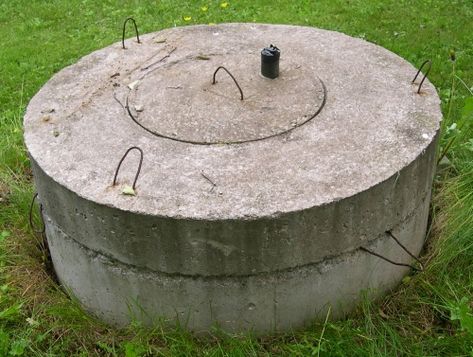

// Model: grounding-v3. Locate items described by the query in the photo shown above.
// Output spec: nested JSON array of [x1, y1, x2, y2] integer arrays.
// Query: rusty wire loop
[[412, 59, 432, 94], [212, 66, 244, 100], [360, 230, 423, 272], [29, 193, 45, 234], [122, 17, 141, 49], [112, 146, 144, 190]]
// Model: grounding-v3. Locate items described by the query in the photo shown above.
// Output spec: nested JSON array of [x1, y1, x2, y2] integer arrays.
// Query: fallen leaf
[[127, 80, 140, 90], [122, 185, 136, 196]]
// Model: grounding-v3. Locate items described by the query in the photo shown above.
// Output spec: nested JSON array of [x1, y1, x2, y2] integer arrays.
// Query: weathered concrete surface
[[24, 24, 442, 333], [128, 60, 326, 144], [30, 137, 436, 276], [24, 24, 441, 219], [45, 190, 429, 333]]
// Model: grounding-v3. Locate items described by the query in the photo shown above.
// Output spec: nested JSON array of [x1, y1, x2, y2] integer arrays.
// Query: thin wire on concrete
[[29, 192, 46, 234], [361, 231, 424, 272]]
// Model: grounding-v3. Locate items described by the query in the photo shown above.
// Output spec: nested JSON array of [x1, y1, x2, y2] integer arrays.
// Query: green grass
[[1, 0, 473, 355]]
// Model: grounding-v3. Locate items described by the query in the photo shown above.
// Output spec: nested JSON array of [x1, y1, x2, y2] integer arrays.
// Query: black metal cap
[[261, 45, 280, 78]]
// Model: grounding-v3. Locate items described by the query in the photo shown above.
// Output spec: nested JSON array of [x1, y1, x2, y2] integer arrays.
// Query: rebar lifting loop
[[112, 146, 144, 190], [212, 66, 244, 101], [412, 59, 432, 94], [122, 17, 141, 50]]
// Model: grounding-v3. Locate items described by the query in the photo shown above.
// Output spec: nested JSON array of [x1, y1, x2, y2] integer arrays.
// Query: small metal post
[[261, 45, 280, 79]]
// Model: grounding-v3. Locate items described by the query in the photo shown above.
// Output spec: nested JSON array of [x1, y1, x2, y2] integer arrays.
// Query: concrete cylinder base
[[24, 24, 442, 334]]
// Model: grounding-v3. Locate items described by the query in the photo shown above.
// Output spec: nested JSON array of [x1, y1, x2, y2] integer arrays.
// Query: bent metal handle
[[122, 17, 141, 49], [112, 146, 144, 190], [212, 66, 244, 101], [412, 59, 432, 94]]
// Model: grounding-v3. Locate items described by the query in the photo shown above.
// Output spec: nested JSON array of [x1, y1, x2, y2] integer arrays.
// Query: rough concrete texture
[[45, 192, 429, 333], [128, 58, 326, 144], [24, 24, 442, 333], [30, 138, 436, 276]]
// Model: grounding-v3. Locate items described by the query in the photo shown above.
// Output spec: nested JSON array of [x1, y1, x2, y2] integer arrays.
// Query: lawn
[[1, 0, 473, 356]]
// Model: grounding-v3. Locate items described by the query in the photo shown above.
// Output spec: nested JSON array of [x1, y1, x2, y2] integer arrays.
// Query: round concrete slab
[[24, 24, 441, 220], [24, 23, 442, 333]]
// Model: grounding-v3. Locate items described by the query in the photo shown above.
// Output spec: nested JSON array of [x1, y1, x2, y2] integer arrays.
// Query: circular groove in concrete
[[126, 58, 327, 144]]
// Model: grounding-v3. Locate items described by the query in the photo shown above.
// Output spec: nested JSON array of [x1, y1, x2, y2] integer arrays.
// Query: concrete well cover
[[24, 23, 442, 333]]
